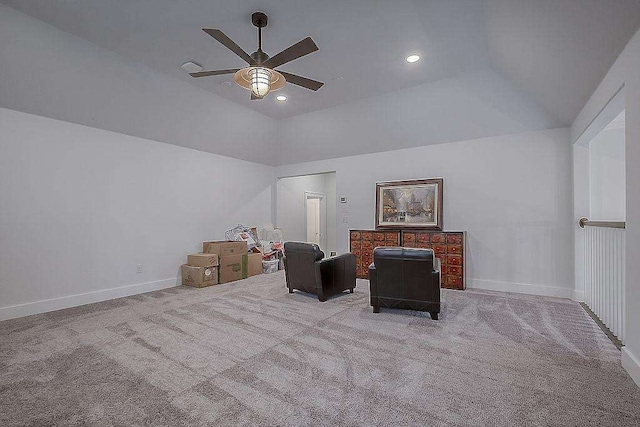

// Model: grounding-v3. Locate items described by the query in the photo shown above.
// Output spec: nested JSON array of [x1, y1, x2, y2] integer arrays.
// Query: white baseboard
[[466, 278, 574, 299], [572, 290, 585, 302], [0, 278, 178, 322], [622, 347, 640, 389]]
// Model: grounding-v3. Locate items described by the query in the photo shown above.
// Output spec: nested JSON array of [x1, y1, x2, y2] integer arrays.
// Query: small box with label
[[181, 265, 218, 288]]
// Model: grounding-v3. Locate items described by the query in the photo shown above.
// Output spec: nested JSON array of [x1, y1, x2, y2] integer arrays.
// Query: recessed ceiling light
[[406, 54, 420, 63], [276, 95, 287, 101], [181, 61, 202, 73]]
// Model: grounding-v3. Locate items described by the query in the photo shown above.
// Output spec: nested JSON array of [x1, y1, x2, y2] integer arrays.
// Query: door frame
[[304, 191, 327, 251], [572, 87, 625, 302]]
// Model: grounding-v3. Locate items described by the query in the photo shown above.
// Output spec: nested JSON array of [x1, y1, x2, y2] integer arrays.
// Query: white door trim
[[304, 191, 327, 251]]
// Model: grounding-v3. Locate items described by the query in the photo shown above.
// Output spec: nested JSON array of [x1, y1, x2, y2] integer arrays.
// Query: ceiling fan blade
[[189, 69, 239, 78], [203, 29, 255, 65], [263, 37, 319, 69], [280, 71, 324, 91]]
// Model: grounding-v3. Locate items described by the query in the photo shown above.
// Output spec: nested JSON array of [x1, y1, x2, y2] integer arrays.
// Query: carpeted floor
[[1, 272, 640, 426]]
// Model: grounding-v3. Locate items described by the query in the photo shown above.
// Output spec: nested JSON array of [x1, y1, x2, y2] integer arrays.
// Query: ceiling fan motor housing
[[251, 50, 269, 64]]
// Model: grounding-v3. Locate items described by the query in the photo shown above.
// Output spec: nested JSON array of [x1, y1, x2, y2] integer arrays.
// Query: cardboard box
[[181, 265, 218, 288], [218, 253, 248, 284], [203, 240, 248, 257], [247, 253, 263, 277], [187, 253, 219, 268]]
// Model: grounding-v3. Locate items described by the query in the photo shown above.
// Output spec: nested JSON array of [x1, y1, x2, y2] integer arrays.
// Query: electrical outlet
[[136, 264, 143, 274]]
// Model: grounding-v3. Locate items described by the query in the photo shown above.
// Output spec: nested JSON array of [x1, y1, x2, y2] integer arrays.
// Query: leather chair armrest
[[368, 262, 377, 295], [429, 270, 441, 302], [316, 253, 356, 277], [283, 255, 290, 288], [315, 253, 356, 294], [429, 258, 441, 303], [435, 257, 441, 287], [317, 252, 355, 266]]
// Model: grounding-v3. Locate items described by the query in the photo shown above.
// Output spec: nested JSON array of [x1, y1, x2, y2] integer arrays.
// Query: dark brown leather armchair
[[369, 247, 441, 319], [284, 242, 356, 302]]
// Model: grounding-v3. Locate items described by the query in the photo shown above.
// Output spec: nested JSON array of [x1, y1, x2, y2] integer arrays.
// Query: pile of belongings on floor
[[225, 224, 284, 273]]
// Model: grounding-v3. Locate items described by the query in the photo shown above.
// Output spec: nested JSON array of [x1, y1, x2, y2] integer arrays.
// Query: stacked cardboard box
[[247, 252, 263, 277], [201, 241, 242, 284], [179, 237, 265, 287], [223, 226, 266, 278], [181, 253, 219, 288]]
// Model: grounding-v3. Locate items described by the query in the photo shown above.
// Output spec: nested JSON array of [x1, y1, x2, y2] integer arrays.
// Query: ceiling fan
[[190, 11, 323, 100]]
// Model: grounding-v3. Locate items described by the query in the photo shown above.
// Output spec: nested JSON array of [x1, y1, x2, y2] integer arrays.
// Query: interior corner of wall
[[572, 289, 585, 302]]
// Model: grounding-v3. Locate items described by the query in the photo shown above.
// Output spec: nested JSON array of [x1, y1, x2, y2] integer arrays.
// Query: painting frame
[[375, 178, 443, 230]]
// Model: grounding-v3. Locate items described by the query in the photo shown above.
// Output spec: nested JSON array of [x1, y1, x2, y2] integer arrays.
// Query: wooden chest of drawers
[[349, 230, 400, 278], [401, 230, 465, 290], [349, 229, 466, 290]]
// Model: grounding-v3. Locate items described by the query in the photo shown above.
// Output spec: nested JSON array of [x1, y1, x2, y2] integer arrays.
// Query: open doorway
[[276, 172, 336, 255], [573, 95, 626, 345], [588, 110, 626, 220], [305, 192, 326, 249]]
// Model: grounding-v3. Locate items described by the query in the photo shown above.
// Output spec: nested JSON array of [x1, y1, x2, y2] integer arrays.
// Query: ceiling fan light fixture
[[234, 67, 286, 97], [250, 67, 272, 97]]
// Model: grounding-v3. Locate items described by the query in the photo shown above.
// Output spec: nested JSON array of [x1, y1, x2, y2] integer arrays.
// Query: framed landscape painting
[[375, 178, 443, 229]]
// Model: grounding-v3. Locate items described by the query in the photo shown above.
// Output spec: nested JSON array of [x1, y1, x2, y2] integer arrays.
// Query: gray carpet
[[1, 272, 640, 426]]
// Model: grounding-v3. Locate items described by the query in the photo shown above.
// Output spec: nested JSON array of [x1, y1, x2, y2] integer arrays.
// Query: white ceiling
[[486, 0, 640, 126], [3, 0, 639, 125]]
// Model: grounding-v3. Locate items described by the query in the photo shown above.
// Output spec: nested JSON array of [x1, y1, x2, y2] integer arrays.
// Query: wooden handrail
[[578, 217, 626, 229]]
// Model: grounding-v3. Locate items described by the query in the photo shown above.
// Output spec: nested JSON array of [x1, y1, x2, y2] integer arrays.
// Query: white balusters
[[583, 224, 625, 342]]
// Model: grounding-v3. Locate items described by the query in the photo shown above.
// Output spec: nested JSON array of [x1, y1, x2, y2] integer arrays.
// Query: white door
[[306, 197, 321, 246], [305, 191, 327, 250]]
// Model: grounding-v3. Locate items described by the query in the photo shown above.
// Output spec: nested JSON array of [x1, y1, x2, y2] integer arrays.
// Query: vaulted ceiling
[[4, 0, 640, 126]]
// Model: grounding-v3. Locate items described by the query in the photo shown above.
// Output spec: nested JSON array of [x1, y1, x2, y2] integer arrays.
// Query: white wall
[[325, 172, 337, 255], [573, 144, 590, 302], [0, 4, 278, 165], [276, 128, 574, 298], [572, 28, 640, 387], [276, 173, 336, 255], [589, 127, 626, 220], [0, 108, 273, 320]]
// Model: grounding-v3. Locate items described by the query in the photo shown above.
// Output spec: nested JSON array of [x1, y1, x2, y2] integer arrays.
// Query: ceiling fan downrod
[[252, 12, 269, 64]]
